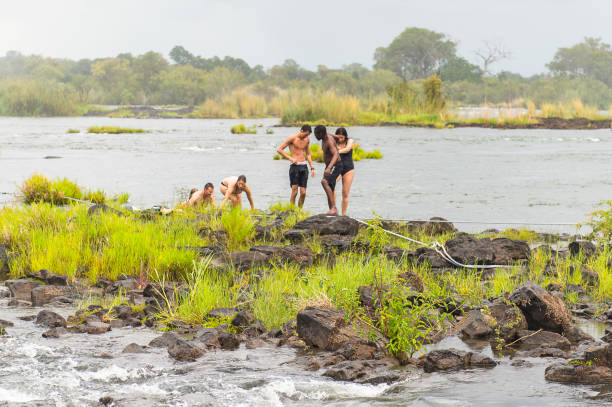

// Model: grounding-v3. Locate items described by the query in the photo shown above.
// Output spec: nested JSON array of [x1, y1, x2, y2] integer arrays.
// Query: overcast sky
[[1, 0, 611, 76]]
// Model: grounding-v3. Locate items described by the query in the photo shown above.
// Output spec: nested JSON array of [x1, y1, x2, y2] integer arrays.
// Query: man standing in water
[[314, 125, 342, 215], [220, 175, 254, 210], [276, 124, 315, 208]]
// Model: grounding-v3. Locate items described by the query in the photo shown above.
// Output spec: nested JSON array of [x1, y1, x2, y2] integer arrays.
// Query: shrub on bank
[[18, 174, 108, 205]]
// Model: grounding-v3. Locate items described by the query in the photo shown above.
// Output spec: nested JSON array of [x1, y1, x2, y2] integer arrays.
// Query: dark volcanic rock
[[321, 235, 355, 253], [168, 339, 204, 361], [424, 217, 456, 235], [508, 281, 572, 334], [26, 269, 67, 286], [149, 332, 182, 348], [122, 343, 147, 353], [323, 360, 401, 384], [513, 330, 571, 351], [42, 327, 68, 338], [457, 309, 495, 339], [87, 321, 111, 335], [409, 247, 452, 268], [444, 235, 530, 265], [420, 349, 497, 372], [227, 251, 270, 271], [230, 310, 255, 329], [5, 279, 42, 301], [545, 363, 612, 384], [35, 310, 67, 328], [218, 332, 240, 350], [297, 307, 349, 351], [143, 283, 175, 304], [568, 240, 596, 258], [31, 285, 71, 307], [487, 303, 527, 344], [285, 214, 359, 242]]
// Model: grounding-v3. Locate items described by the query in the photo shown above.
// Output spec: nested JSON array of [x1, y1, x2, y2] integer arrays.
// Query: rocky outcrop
[[568, 240, 596, 258], [5, 279, 42, 301], [513, 330, 571, 351], [31, 285, 71, 307], [545, 343, 612, 384], [296, 307, 385, 352], [509, 281, 572, 334], [25, 269, 67, 286], [167, 339, 204, 361], [285, 215, 359, 242], [323, 360, 401, 384], [444, 235, 530, 265], [457, 309, 496, 339], [419, 349, 497, 372]]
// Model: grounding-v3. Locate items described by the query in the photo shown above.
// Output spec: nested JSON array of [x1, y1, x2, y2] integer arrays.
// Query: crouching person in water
[[187, 182, 216, 207], [220, 175, 254, 210], [314, 125, 342, 215], [276, 124, 315, 208]]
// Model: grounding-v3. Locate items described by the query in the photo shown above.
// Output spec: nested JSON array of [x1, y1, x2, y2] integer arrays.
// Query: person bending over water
[[276, 124, 315, 208], [314, 125, 342, 215], [220, 175, 254, 210], [187, 182, 216, 207], [333, 127, 354, 216]]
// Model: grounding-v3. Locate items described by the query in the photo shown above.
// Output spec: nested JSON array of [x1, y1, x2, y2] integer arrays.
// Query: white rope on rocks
[[351, 217, 512, 270]]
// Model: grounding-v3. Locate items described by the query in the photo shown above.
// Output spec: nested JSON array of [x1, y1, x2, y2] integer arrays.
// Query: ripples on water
[[0, 304, 609, 406], [1, 117, 611, 232]]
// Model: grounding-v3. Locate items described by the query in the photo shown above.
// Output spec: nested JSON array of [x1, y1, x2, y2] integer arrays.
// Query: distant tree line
[[1, 27, 612, 116]]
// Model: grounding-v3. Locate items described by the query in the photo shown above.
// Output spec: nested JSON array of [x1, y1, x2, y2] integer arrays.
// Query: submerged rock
[[508, 281, 572, 334], [35, 310, 67, 328], [285, 214, 359, 242], [42, 327, 68, 338], [122, 343, 147, 353], [149, 332, 182, 348], [419, 348, 497, 372]]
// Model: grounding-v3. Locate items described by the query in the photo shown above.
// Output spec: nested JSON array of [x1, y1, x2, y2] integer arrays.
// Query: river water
[[0, 302, 609, 407], [1, 117, 611, 232]]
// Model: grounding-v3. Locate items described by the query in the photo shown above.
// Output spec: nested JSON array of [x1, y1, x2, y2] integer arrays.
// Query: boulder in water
[[36, 310, 67, 328], [5, 279, 42, 301]]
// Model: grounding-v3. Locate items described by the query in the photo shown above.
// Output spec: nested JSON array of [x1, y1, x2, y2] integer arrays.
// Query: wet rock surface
[[419, 348, 497, 372], [509, 281, 573, 334]]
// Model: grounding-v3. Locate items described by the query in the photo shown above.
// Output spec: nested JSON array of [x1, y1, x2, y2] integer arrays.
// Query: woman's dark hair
[[335, 127, 348, 138], [204, 182, 213, 190], [237, 175, 247, 183], [301, 124, 312, 133], [189, 188, 198, 198]]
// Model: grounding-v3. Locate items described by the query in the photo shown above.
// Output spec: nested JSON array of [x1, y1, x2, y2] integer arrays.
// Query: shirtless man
[[314, 125, 342, 215], [276, 124, 315, 208], [220, 175, 254, 209], [187, 182, 215, 207]]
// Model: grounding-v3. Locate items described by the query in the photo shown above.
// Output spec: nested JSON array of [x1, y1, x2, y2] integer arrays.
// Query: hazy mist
[[2, 0, 612, 75]]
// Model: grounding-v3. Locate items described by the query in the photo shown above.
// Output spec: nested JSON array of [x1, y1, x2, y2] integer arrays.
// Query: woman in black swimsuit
[[333, 127, 354, 216]]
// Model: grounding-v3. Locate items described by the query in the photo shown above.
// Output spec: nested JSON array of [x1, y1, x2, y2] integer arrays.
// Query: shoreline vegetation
[[3, 30, 612, 130], [0, 175, 612, 358]]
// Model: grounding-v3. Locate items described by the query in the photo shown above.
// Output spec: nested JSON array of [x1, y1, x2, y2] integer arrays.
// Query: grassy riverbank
[[2, 176, 611, 356]]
